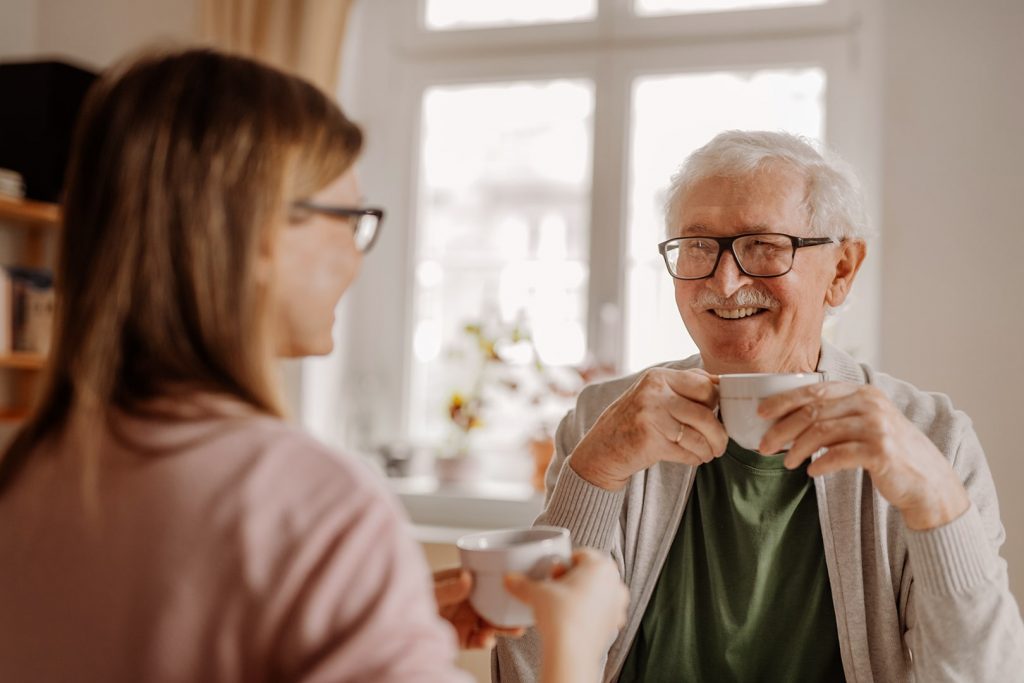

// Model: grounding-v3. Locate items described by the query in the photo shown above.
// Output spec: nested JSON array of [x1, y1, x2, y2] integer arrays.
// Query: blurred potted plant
[[438, 316, 615, 489]]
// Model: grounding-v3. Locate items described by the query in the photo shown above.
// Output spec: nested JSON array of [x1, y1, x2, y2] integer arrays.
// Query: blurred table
[[388, 476, 543, 683], [389, 475, 543, 542]]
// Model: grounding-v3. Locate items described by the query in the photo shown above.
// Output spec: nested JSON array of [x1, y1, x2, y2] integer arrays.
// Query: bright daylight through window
[[410, 80, 594, 451], [625, 68, 825, 371], [338, 0, 856, 483], [425, 0, 597, 30], [634, 0, 825, 16]]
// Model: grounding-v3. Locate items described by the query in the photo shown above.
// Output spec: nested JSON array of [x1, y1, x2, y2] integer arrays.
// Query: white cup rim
[[456, 525, 568, 554], [719, 372, 821, 379]]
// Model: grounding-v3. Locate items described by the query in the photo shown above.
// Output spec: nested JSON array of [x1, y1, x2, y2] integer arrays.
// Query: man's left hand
[[434, 568, 525, 649], [758, 382, 970, 530]]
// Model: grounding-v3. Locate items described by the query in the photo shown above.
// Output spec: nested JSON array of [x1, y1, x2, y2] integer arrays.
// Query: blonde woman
[[0, 49, 625, 683]]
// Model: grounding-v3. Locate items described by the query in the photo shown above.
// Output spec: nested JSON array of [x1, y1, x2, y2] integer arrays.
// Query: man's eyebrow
[[679, 223, 710, 236], [680, 222, 779, 235]]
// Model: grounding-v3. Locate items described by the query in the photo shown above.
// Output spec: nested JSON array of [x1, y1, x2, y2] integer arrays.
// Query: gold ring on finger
[[675, 423, 686, 445]]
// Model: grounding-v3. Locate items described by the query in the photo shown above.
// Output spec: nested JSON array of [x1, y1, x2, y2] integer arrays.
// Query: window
[[625, 67, 826, 370], [410, 80, 594, 442], [425, 0, 597, 30], [634, 0, 825, 16], [330, 0, 876, 469]]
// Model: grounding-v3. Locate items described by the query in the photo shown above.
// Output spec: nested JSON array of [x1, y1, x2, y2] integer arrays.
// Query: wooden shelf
[[0, 353, 47, 370], [0, 408, 30, 424], [0, 196, 61, 229]]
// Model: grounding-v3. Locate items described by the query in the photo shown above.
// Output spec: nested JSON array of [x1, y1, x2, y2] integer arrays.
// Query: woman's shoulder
[[205, 414, 394, 516], [111, 407, 402, 545]]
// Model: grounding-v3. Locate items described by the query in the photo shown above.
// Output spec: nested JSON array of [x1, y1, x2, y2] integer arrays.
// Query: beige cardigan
[[495, 342, 1024, 682]]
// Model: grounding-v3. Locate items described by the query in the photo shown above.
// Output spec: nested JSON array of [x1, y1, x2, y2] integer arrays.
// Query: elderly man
[[495, 131, 1024, 681]]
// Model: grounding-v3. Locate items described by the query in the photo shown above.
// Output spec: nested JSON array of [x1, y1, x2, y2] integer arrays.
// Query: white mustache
[[692, 288, 780, 311]]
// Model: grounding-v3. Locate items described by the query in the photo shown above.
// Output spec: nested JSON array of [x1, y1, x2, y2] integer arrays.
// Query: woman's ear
[[825, 239, 867, 307]]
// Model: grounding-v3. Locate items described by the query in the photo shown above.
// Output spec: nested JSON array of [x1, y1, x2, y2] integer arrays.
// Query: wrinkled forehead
[[675, 167, 811, 237]]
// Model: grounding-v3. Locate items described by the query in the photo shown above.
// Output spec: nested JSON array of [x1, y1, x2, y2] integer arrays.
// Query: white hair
[[664, 130, 872, 241]]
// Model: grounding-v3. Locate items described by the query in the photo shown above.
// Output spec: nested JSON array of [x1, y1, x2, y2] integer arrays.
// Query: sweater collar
[[675, 339, 866, 384], [816, 339, 867, 384]]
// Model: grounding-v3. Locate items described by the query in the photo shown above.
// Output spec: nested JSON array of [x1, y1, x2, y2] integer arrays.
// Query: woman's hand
[[504, 549, 628, 683], [434, 567, 524, 649]]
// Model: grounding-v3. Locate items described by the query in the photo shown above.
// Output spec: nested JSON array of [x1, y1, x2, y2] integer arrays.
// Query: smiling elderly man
[[494, 131, 1024, 682]]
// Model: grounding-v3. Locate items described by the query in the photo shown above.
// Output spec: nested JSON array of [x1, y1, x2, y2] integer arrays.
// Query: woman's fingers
[[434, 568, 472, 607]]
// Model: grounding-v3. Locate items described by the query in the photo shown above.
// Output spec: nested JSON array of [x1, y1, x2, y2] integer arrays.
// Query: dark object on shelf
[[0, 266, 54, 354], [0, 60, 98, 203]]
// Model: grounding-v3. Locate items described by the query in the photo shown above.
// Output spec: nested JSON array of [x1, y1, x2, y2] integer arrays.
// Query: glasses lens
[[354, 213, 380, 252], [666, 237, 720, 278], [733, 234, 793, 276]]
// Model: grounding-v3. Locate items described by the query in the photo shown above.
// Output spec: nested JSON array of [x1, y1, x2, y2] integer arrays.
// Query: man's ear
[[825, 239, 867, 307]]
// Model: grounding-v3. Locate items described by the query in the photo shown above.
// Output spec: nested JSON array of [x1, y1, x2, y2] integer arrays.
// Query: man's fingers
[[691, 368, 718, 382], [662, 398, 728, 457], [782, 415, 870, 469], [434, 568, 472, 607], [659, 368, 719, 409], [760, 391, 872, 454], [646, 410, 713, 464], [757, 381, 859, 420], [805, 443, 868, 478]]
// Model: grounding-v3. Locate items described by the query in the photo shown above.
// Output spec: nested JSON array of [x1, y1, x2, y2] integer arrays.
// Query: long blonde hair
[[0, 49, 363, 493]]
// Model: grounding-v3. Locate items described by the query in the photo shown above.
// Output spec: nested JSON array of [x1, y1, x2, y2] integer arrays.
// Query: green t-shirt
[[618, 440, 845, 683]]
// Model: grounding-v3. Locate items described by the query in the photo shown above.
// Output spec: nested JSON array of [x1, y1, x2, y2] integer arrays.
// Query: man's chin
[[693, 336, 776, 373]]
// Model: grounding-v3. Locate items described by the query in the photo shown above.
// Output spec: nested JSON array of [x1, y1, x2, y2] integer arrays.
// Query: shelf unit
[[0, 352, 47, 370], [0, 195, 60, 424]]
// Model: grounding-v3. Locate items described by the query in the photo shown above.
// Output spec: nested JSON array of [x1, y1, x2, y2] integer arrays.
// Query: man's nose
[[708, 249, 752, 297]]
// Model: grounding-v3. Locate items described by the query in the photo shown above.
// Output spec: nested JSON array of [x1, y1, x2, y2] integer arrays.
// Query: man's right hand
[[569, 368, 728, 491]]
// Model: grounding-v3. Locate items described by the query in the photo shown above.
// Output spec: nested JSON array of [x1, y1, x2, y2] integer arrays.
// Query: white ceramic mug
[[718, 372, 825, 453], [456, 526, 572, 628]]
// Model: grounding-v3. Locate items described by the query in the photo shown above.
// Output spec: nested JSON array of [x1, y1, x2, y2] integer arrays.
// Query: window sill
[[390, 476, 543, 544]]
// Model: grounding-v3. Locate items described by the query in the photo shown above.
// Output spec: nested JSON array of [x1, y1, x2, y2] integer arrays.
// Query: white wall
[[33, 0, 196, 69], [881, 0, 1024, 602], [1, 0, 195, 69], [0, 0, 37, 58]]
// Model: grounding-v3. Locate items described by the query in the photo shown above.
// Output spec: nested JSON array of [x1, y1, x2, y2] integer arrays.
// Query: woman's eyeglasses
[[290, 201, 385, 253]]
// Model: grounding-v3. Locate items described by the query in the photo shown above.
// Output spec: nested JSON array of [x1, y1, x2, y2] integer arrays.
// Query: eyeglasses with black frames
[[289, 201, 385, 253], [658, 232, 836, 280]]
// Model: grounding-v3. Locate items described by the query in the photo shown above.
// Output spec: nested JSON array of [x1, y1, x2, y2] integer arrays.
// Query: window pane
[[625, 68, 825, 371], [635, 0, 825, 16], [425, 0, 596, 30], [411, 80, 594, 447]]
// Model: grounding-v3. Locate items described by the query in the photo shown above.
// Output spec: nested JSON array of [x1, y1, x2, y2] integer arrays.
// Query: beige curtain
[[200, 0, 356, 93]]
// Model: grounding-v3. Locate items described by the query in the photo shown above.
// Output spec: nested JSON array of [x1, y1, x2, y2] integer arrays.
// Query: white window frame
[[319, 0, 881, 451]]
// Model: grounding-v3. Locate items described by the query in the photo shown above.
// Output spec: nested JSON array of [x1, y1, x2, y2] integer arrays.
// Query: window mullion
[[586, 53, 631, 371]]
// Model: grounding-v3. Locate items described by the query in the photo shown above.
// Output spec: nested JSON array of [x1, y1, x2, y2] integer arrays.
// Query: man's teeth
[[714, 307, 762, 319]]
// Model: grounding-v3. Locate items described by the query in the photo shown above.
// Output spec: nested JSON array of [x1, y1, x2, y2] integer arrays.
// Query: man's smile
[[708, 307, 769, 320]]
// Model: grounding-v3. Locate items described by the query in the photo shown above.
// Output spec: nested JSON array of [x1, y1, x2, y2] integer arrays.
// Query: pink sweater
[[0, 402, 470, 682]]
